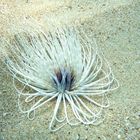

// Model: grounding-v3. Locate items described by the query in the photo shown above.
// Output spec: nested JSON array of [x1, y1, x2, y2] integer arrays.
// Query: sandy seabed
[[0, 0, 140, 140]]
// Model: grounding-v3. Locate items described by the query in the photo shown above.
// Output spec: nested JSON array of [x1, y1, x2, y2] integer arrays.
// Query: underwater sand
[[0, 0, 140, 139]]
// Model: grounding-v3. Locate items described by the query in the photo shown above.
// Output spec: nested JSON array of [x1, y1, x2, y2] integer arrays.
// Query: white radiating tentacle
[[49, 94, 66, 132], [63, 94, 80, 126]]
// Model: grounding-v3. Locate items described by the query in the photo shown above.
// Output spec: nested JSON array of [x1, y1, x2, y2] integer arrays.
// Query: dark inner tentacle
[[53, 69, 74, 93]]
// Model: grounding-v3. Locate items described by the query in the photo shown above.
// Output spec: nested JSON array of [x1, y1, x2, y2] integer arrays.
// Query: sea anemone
[[3, 24, 119, 131]]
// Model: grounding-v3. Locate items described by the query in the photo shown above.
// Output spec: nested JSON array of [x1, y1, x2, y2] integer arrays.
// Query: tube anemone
[[3, 25, 119, 131]]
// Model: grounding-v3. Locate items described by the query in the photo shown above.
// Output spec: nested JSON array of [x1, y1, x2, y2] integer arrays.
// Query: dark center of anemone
[[53, 69, 74, 93]]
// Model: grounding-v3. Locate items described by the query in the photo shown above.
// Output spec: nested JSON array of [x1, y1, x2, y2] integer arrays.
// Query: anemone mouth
[[52, 68, 75, 93]]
